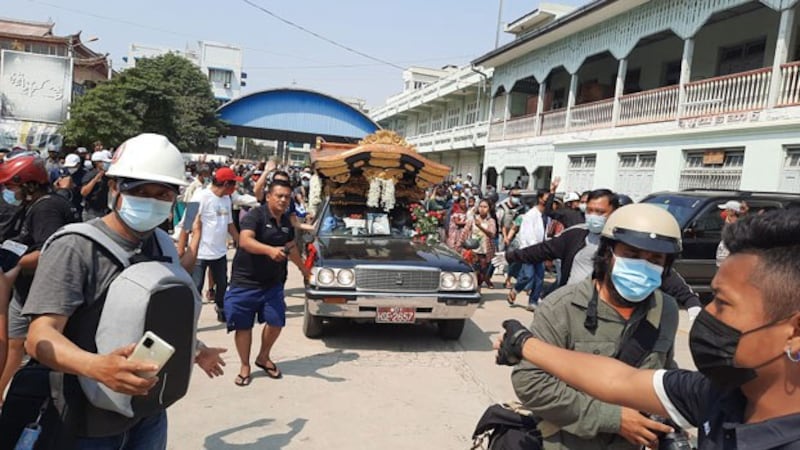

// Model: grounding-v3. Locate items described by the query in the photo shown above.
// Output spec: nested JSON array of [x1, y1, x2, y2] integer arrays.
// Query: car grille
[[355, 267, 440, 292]]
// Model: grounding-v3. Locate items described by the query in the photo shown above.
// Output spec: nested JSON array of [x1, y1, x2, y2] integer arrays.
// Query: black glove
[[496, 319, 533, 366]]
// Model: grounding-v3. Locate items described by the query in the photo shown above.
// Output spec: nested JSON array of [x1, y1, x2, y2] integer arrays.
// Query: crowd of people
[[0, 136, 315, 448], [0, 137, 795, 449]]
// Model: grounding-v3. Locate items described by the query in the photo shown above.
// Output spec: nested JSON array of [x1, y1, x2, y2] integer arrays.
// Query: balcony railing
[[618, 85, 679, 125], [405, 121, 489, 150], [486, 62, 800, 142], [570, 98, 613, 131], [778, 61, 800, 106], [683, 67, 771, 117], [540, 109, 568, 135]]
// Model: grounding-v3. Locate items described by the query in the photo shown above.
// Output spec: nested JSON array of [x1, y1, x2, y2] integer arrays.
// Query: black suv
[[641, 189, 800, 295]]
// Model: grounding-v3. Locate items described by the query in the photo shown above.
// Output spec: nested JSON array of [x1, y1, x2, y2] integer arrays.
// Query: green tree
[[62, 53, 224, 151]]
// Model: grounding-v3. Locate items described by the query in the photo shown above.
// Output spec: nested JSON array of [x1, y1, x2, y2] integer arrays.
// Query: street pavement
[[168, 261, 696, 449]]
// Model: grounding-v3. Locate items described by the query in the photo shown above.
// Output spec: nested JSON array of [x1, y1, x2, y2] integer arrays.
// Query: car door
[[675, 200, 726, 292]]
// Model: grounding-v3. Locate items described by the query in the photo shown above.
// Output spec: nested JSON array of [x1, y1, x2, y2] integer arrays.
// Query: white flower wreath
[[381, 178, 396, 212], [308, 174, 323, 215], [367, 178, 382, 208]]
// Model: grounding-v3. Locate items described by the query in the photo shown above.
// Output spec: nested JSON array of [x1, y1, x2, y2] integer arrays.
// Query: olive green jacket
[[511, 279, 679, 450]]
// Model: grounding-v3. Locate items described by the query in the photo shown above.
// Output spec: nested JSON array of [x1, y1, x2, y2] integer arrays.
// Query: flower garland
[[367, 178, 382, 208], [408, 203, 444, 244], [308, 174, 322, 215], [381, 178, 396, 212]]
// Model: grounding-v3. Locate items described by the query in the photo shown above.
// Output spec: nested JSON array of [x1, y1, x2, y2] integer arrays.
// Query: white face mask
[[116, 194, 173, 232]]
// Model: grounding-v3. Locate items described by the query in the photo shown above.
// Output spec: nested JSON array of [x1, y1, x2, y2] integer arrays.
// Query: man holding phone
[[20, 134, 226, 448], [226, 176, 309, 386]]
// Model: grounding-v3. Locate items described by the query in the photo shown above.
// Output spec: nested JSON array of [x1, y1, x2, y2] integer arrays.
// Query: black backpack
[[471, 402, 542, 450]]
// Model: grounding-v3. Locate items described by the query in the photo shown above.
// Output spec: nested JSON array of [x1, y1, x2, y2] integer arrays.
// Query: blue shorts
[[224, 285, 286, 331]]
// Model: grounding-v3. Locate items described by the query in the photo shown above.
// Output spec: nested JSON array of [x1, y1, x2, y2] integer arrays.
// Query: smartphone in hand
[[128, 331, 175, 378]]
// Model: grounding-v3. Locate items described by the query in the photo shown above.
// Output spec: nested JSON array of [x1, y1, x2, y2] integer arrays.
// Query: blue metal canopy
[[217, 88, 379, 143]]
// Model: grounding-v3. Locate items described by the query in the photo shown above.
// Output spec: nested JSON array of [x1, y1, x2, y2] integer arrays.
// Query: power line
[[240, 0, 405, 70]]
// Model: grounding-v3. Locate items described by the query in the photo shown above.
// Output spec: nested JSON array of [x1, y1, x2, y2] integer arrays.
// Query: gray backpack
[[43, 223, 201, 421]]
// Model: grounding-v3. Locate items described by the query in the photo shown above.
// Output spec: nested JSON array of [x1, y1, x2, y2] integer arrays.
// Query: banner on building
[[0, 119, 62, 151], [0, 50, 73, 123]]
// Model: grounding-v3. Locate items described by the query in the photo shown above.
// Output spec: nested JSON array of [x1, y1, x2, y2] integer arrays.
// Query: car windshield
[[641, 194, 706, 227], [318, 203, 415, 238]]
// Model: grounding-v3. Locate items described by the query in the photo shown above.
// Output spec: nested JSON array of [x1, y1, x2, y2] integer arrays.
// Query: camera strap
[[615, 290, 664, 368]]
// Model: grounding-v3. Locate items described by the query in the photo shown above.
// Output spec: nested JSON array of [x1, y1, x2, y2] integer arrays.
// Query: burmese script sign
[[0, 50, 73, 123]]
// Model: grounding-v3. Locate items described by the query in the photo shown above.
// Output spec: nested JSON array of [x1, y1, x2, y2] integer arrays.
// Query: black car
[[641, 189, 800, 295], [303, 200, 481, 340]]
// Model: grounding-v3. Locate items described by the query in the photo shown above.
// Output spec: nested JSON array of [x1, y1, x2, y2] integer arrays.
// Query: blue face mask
[[116, 194, 173, 232], [585, 214, 607, 234], [2, 189, 21, 206], [610, 254, 663, 302]]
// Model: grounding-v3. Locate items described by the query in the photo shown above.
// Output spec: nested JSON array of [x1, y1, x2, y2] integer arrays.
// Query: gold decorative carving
[[358, 130, 415, 150], [331, 173, 351, 183]]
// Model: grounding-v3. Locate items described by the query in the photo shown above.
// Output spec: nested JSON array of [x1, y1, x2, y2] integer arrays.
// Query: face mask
[[302, 180, 309, 188], [453, 195, 460, 201], [585, 213, 606, 234], [2, 189, 21, 206], [102, 162, 111, 171], [67, 167, 78, 175], [579, 203, 587, 213], [510, 196, 521, 206], [610, 254, 663, 303], [689, 309, 782, 391], [116, 194, 173, 232]]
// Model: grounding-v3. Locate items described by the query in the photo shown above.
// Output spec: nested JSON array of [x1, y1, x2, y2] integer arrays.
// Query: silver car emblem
[[395, 274, 404, 286]]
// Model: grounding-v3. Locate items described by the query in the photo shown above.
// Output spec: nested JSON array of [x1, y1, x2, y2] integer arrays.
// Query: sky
[[4, 0, 588, 109]]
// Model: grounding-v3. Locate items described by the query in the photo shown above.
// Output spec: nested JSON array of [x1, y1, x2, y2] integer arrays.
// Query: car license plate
[[375, 307, 416, 324]]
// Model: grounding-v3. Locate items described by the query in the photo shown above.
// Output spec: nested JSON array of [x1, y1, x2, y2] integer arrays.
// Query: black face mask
[[690, 309, 784, 391]]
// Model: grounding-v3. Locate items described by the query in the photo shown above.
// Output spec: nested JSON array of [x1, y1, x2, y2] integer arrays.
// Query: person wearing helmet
[[80, 149, 113, 221], [0, 152, 78, 405], [493, 189, 703, 317], [20, 134, 226, 447], [44, 144, 60, 175], [497, 208, 800, 450], [542, 177, 584, 228], [507, 204, 684, 450], [614, 193, 634, 208]]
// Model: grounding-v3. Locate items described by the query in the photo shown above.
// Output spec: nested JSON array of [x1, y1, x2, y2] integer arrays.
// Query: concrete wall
[[552, 125, 800, 194]]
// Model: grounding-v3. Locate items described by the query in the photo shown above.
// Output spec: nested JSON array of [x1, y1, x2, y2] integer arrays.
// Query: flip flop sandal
[[506, 290, 517, 305], [234, 374, 251, 387], [256, 360, 282, 379]]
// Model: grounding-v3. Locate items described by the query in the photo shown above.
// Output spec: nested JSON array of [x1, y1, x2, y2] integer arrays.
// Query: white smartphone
[[128, 331, 175, 378]]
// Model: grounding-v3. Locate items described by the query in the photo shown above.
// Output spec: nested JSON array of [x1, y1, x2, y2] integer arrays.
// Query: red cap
[[214, 167, 243, 183]]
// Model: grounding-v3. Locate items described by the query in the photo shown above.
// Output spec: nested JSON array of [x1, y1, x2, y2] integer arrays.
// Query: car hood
[[314, 237, 472, 272]]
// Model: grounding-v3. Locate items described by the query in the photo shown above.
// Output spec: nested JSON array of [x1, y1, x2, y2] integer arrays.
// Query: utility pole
[[494, 0, 504, 49]]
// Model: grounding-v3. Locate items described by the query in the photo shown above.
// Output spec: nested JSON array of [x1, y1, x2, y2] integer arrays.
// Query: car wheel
[[303, 300, 324, 339], [437, 319, 465, 340]]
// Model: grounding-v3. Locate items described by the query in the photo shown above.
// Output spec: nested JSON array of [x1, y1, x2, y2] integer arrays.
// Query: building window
[[431, 112, 443, 132], [679, 149, 744, 190], [465, 102, 479, 124], [418, 114, 430, 135], [717, 37, 767, 76], [209, 68, 233, 86], [662, 60, 681, 87], [780, 147, 800, 192], [447, 107, 461, 128], [413, 81, 428, 90], [616, 153, 656, 201], [566, 154, 596, 193]]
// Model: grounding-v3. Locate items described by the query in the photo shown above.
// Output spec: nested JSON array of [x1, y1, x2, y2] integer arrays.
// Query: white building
[[127, 41, 246, 151], [473, 0, 800, 199], [371, 65, 494, 184]]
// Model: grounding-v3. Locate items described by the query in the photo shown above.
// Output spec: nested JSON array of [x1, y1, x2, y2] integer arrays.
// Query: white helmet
[[106, 134, 189, 187]]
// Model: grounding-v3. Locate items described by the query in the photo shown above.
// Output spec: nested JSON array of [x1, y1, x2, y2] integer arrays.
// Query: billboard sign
[[0, 50, 73, 123]]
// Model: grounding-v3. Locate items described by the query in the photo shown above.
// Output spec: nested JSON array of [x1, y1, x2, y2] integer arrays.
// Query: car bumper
[[305, 288, 481, 320]]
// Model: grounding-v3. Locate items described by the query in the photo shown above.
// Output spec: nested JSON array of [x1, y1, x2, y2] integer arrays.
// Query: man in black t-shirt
[[225, 180, 309, 386], [0, 153, 77, 404], [81, 150, 112, 221]]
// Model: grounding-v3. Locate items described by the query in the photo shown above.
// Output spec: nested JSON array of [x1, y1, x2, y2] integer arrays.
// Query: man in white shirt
[[184, 167, 241, 322], [508, 191, 548, 310], [182, 163, 209, 203]]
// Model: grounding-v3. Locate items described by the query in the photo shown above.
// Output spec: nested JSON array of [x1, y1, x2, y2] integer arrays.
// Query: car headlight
[[317, 268, 335, 286], [337, 268, 355, 286], [440, 272, 456, 290], [458, 272, 475, 290]]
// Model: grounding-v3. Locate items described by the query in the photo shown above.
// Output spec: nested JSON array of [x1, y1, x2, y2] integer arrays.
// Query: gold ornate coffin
[[311, 130, 451, 204]]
